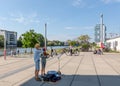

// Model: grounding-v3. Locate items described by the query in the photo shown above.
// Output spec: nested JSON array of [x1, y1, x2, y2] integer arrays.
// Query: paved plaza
[[0, 52, 120, 86]]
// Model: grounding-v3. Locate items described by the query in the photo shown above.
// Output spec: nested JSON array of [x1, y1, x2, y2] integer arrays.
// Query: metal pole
[[45, 23, 47, 50], [100, 14, 104, 54], [4, 32, 6, 60], [100, 14, 103, 43]]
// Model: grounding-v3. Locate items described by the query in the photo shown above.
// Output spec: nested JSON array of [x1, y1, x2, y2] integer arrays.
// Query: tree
[[91, 42, 97, 48], [69, 41, 77, 46], [37, 33, 44, 47], [21, 29, 44, 53], [67, 40, 72, 45], [17, 36, 22, 47], [78, 35, 91, 51], [47, 40, 65, 46], [47, 41, 54, 46], [81, 43, 90, 51], [0, 35, 4, 48], [78, 35, 90, 43]]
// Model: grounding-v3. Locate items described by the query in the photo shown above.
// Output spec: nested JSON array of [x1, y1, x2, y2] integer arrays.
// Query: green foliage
[[0, 35, 4, 48], [95, 46, 100, 49], [67, 40, 71, 45], [17, 36, 22, 47], [91, 42, 97, 47], [81, 43, 90, 51], [21, 29, 44, 48], [90, 42, 97, 49], [77, 35, 91, 51], [70, 41, 77, 46], [66, 40, 79, 46], [69, 41, 75, 46], [47, 41, 54, 46], [103, 48, 111, 52], [47, 40, 64, 46], [78, 35, 90, 42], [37, 34, 44, 47], [17, 40, 22, 47]]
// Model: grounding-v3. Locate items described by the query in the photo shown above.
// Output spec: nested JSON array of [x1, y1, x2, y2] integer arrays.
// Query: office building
[[0, 29, 17, 49], [94, 24, 107, 44]]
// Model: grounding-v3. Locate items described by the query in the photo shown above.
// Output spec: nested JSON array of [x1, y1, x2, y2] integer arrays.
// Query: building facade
[[94, 24, 107, 44], [106, 36, 120, 52], [0, 29, 17, 49]]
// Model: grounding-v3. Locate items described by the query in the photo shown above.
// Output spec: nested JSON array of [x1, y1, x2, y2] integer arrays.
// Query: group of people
[[68, 45, 80, 56], [10, 49, 20, 56], [50, 48, 57, 57], [93, 49, 103, 55], [34, 43, 49, 81]]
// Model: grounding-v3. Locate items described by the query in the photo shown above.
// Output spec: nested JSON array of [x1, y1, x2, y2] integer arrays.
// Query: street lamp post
[[4, 33, 6, 60], [100, 14, 104, 54], [100, 14, 103, 43], [44, 23, 47, 50]]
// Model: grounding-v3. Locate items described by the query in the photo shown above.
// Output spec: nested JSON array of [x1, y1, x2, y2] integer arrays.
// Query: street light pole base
[[4, 49, 6, 60]]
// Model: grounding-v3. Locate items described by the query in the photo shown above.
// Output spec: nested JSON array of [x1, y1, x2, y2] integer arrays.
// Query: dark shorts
[[41, 61, 46, 69]]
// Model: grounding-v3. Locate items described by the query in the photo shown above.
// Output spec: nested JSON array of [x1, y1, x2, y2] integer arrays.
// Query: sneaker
[[44, 73, 46, 75], [35, 78, 42, 81], [41, 75, 44, 78]]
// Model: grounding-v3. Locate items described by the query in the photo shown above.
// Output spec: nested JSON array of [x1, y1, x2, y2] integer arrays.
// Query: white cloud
[[10, 14, 27, 25], [12, 16, 25, 23], [83, 26, 94, 30], [0, 16, 7, 21], [48, 34, 77, 41], [72, 0, 86, 7], [48, 26, 94, 41], [41, 16, 56, 25], [102, 0, 120, 3], [65, 27, 74, 30], [73, 0, 82, 6], [29, 13, 38, 18], [65, 26, 94, 30], [9, 12, 40, 25], [0, 12, 55, 26], [29, 20, 40, 23]]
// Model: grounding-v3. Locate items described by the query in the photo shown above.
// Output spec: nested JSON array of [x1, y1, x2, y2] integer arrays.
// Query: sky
[[0, 0, 120, 41]]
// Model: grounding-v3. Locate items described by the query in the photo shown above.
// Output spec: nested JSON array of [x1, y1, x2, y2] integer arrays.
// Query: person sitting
[[93, 50, 97, 54], [97, 49, 101, 55]]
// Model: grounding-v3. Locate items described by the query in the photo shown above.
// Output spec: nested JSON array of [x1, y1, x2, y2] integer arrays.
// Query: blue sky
[[0, 0, 120, 41]]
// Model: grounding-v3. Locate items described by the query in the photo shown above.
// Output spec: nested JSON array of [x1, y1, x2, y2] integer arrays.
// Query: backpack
[[42, 71, 61, 82]]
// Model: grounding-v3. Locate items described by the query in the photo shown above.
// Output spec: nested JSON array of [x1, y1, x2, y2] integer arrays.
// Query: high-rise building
[[0, 29, 17, 49], [94, 24, 107, 43]]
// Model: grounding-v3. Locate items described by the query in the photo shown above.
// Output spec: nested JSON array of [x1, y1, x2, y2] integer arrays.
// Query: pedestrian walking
[[51, 48, 53, 57], [17, 49, 20, 56], [69, 45, 73, 56]]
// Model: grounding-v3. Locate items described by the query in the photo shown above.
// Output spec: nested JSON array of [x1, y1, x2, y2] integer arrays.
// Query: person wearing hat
[[34, 43, 43, 81]]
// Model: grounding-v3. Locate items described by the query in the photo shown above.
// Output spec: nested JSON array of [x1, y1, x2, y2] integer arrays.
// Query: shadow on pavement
[[20, 75, 120, 86]]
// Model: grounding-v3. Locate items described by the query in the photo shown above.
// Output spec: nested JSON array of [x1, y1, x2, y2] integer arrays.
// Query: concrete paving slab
[[0, 52, 120, 86]]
